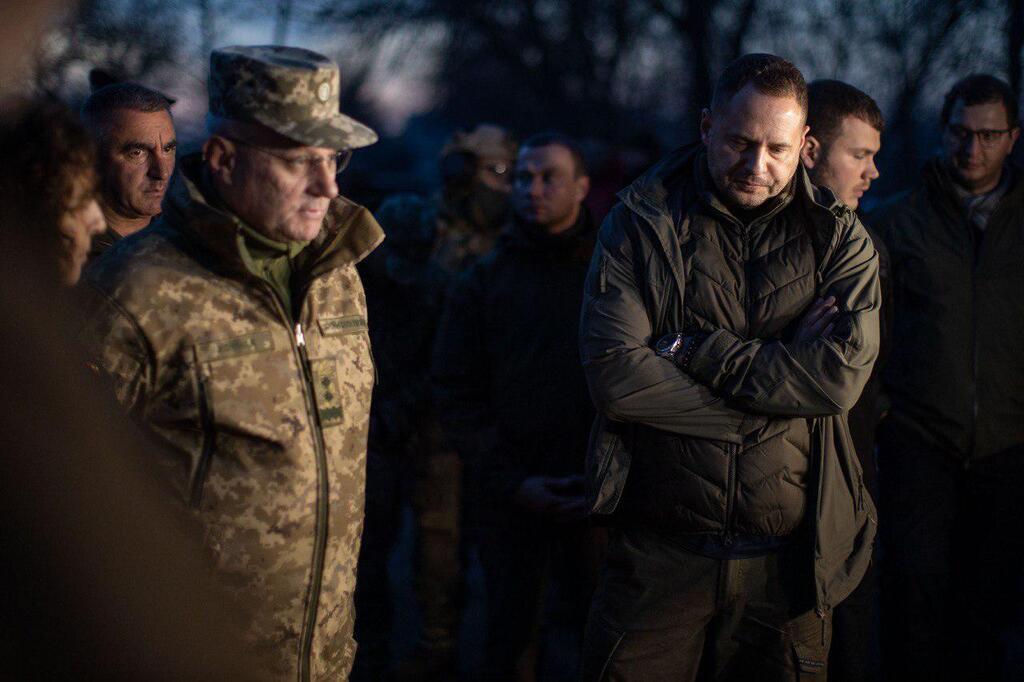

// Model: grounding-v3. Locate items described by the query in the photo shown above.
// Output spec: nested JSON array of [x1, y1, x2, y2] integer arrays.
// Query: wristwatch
[[655, 332, 686, 359], [655, 331, 708, 370]]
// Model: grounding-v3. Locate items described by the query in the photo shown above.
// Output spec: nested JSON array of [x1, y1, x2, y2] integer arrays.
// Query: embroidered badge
[[319, 315, 368, 336], [310, 358, 343, 427], [196, 330, 275, 362]]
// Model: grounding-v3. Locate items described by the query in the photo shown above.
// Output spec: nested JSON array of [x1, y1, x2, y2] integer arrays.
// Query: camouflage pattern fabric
[[83, 154, 383, 681], [209, 45, 377, 150], [431, 210, 502, 275]]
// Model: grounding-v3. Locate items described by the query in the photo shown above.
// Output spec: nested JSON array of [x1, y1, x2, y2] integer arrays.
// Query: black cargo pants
[[582, 528, 830, 681]]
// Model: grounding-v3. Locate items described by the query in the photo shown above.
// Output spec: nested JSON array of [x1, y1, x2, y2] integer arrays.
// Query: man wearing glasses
[[869, 74, 1024, 680], [83, 46, 382, 680]]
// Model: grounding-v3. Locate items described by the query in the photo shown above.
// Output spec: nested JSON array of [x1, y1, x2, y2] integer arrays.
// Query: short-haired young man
[[869, 74, 1024, 681], [802, 79, 883, 211], [579, 54, 879, 680], [804, 79, 888, 682], [81, 82, 176, 259]]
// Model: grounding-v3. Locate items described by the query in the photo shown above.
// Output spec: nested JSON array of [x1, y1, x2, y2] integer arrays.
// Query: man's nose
[[527, 176, 545, 199], [962, 133, 981, 157], [148, 151, 173, 180], [745, 147, 768, 176], [308, 162, 339, 199], [867, 159, 880, 181]]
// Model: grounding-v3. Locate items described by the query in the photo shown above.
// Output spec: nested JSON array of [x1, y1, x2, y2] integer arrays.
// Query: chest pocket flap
[[193, 328, 303, 445]]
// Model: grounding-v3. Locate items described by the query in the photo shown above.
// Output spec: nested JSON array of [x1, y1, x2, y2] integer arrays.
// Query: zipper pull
[[295, 323, 306, 347]]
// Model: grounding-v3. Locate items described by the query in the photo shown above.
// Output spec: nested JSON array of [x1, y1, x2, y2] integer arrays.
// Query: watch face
[[656, 334, 682, 355]]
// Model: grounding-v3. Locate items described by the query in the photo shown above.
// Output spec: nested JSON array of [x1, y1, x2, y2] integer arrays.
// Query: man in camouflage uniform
[[83, 46, 382, 680]]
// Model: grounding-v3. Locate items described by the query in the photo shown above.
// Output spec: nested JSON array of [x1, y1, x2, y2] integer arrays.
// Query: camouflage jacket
[[83, 156, 383, 681]]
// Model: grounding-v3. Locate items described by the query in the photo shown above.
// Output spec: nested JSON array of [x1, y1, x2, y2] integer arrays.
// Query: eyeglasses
[[945, 124, 1017, 149], [222, 135, 353, 174]]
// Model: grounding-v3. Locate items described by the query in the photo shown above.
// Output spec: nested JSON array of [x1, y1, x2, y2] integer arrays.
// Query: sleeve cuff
[[687, 328, 741, 387]]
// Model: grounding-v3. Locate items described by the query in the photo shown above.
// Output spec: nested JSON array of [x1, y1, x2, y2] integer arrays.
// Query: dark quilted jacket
[[868, 160, 1024, 461], [580, 143, 880, 611]]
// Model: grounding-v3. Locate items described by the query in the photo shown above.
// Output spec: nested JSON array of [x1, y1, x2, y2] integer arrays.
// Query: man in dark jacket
[[433, 133, 598, 679], [579, 54, 879, 681], [802, 79, 889, 682], [869, 74, 1024, 681]]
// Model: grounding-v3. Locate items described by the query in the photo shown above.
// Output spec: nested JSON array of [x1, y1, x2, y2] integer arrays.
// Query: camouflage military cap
[[441, 124, 517, 161], [209, 45, 377, 150]]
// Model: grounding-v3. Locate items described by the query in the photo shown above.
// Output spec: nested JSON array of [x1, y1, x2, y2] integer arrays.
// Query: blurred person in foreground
[[868, 74, 1024, 681], [0, 99, 105, 285], [81, 81, 176, 261], [802, 79, 889, 682], [432, 132, 598, 680], [0, 33, 266, 682], [82, 45, 382, 680], [579, 54, 879, 680]]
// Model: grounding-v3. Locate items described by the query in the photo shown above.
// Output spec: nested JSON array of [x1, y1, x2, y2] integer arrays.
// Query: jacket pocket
[[192, 328, 300, 445], [587, 417, 630, 516]]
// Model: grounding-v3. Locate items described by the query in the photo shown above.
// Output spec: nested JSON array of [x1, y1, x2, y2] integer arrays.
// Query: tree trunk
[[273, 0, 292, 44], [1008, 0, 1024, 100]]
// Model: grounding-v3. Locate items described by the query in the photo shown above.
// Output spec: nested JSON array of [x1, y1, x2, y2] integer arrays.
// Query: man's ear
[[801, 134, 821, 169], [574, 175, 591, 204], [203, 136, 236, 184], [699, 108, 712, 145]]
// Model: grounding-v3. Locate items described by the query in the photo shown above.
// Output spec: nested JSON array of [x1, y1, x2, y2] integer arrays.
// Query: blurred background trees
[[23, 0, 1022, 201]]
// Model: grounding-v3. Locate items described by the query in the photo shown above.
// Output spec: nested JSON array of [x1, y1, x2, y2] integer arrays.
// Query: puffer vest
[[619, 177, 818, 542]]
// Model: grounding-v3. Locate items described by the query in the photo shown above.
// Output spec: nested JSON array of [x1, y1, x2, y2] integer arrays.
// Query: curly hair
[[0, 98, 98, 235]]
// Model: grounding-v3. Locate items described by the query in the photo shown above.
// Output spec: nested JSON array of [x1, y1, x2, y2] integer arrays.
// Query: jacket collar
[[922, 156, 1024, 221], [616, 143, 844, 303], [162, 154, 384, 281], [619, 142, 844, 229]]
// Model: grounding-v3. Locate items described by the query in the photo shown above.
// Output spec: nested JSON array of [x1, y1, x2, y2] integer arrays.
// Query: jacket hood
[[163, 154, 384, 281]]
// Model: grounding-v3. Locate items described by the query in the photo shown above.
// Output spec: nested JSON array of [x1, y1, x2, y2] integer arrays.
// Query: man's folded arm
[[685, 217, 881, 417], [579, 209, 759, 445]]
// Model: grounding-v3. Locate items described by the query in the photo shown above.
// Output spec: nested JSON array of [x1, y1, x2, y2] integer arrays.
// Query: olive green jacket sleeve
[[580, 206, 759, 444], [686, 215, 881, 417]]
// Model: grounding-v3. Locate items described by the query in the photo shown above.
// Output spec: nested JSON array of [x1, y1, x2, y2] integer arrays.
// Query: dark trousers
[[478, 518, 600, 681], [878, 422, 1024, 682], [828, 559, 879, 682], [582, 528, 829, 682], [351, 446, 406, 681]]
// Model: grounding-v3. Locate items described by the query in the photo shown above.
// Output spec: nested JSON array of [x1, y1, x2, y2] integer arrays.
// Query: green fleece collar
[[163, 154, 386, 282]]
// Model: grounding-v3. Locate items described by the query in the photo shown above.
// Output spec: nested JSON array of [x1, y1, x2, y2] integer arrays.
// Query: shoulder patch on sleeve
[[318, 315, 368, 336]]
